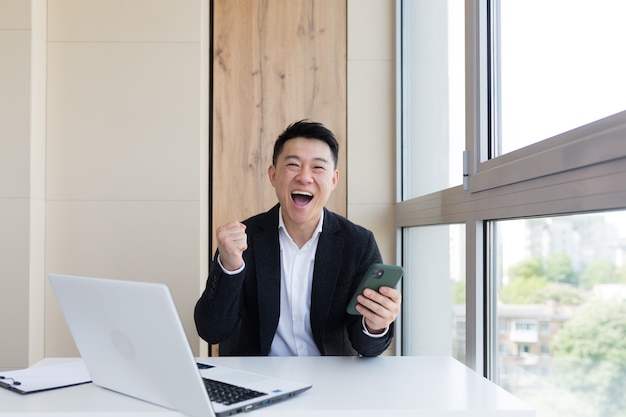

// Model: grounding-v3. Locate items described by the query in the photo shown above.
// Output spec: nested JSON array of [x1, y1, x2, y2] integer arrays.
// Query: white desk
[[0, 356, 534, 416]]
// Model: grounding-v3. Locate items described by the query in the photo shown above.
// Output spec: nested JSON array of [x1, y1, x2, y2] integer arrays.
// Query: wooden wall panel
[[212, 0, 347, 244]]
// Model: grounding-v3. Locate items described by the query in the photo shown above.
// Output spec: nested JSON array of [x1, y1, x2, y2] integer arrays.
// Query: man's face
[[268, 137, 339, 231]]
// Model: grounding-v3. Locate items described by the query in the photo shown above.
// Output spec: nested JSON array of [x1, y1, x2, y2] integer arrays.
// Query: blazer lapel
[[253, 206, 281, 353], [310, 210, 344, 350]]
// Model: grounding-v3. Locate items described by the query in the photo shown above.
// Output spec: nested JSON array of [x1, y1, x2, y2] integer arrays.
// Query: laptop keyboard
[[202, 378, 267, 405]]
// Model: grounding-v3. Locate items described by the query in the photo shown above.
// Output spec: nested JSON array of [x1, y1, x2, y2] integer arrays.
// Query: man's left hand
[[356, 286, 402, 334]]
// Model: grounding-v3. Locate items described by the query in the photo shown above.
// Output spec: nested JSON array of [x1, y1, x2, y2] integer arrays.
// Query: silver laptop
[[48, 274, 311, 417]]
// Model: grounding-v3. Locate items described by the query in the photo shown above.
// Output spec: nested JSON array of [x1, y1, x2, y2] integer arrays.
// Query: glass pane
[[403, 224, 466, 365], [493, 211, 626, 417], [401, 0, 465, 199], [494, 0, 626, 155]]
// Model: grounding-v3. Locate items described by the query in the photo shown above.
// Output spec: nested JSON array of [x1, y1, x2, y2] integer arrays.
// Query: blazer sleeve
[[344, 230, 395, 357], [194, 252, 245, 344], [348, 318, 395, 357]]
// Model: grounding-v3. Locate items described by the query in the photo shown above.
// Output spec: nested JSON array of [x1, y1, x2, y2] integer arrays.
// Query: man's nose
[[296, 167, 313, 182]]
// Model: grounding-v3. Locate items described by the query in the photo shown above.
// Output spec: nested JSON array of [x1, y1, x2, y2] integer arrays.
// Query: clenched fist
[[216, 222, 247, 271]]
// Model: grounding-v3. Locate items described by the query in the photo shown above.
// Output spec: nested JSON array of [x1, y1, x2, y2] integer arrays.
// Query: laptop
[[48, 273, 311, 417]]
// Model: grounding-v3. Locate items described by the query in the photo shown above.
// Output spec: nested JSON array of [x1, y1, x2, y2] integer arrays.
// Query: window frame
[[395, 0, 626, 378]]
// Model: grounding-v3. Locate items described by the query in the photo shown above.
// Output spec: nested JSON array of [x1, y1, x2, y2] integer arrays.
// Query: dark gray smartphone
[[346, 263, 404, 315]]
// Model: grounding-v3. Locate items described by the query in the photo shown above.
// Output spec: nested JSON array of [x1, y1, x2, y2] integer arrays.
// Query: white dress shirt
[[269, 209, 323, 356]]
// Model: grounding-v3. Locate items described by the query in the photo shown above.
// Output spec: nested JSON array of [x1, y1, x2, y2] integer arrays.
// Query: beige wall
[[347, 0, 396, 264], [43, 0, 210, 359], [0, 0, 47, 370], [0, 0, 395, 370]]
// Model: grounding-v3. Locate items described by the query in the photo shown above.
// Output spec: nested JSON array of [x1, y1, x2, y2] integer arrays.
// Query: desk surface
[[0, 356, 534, 416]]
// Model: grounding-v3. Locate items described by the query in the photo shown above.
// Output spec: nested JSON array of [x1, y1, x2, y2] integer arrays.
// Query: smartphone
[[346, 263, 404, 315]]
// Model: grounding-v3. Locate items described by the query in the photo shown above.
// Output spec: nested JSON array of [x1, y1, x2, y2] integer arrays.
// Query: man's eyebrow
[[283, 155, 330, 164], [312, 157, 330, 165]]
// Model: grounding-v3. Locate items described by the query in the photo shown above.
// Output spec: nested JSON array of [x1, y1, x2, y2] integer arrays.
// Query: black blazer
[[194, 204, 394, 356]]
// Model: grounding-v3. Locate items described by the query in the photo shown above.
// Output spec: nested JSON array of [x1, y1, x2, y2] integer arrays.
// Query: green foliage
[[581, 259, 626, 290], [500, 257, 549, 304], [524, 283, 585, 305], [552, 300, 626, 416], [619, 265, 626, 283], [553, 300, 626, 365], [499, 274, 549, 304], [500, 252, 626, 415], [451, 280, 466, 304], [544, 252, 576, 285], [508, 256, 544, 281]]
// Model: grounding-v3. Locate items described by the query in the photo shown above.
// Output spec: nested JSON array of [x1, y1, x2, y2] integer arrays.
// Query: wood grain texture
[[212, 0, 347, 234], [211, 0, 347, 357]]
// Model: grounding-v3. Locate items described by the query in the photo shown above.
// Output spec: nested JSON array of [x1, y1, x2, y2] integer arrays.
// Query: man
[[194, 120, 401, 356]]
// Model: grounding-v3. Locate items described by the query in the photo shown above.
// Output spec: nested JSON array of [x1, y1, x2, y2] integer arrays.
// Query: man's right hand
[[216, 222, 248, 272]]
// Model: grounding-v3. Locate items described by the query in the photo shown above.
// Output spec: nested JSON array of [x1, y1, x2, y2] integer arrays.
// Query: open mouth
[[291, 191, 313, 207]]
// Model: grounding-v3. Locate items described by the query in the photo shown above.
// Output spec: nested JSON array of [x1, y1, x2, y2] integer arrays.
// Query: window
[[499, 320, 508, 334], [495, 213, 626, 416], [514, 322, 535, 332], [517, 344, 530, 356], [400, 0, 465, 199], [492, 0, 626, 155], [402, 224, 466, 364], [398, 1, 626, 416]]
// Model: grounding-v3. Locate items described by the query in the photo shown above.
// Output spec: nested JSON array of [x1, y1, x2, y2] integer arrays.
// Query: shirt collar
[[278, 207, 324, 237]]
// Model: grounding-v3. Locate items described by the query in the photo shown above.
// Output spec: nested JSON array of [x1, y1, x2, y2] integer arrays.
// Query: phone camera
[[374, 269, 385, 278]]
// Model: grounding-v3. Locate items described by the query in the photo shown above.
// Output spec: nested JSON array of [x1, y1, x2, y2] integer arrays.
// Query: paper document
[[0, 359, 91, 394]]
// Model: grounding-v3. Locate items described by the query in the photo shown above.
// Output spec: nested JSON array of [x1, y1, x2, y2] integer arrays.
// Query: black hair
[[272, 120, 339, 169]]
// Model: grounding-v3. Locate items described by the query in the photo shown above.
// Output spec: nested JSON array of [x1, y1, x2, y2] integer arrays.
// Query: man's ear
[[267, 164, 276, 186], [331, 169, 339, 190]]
